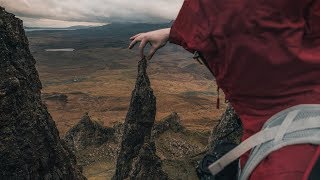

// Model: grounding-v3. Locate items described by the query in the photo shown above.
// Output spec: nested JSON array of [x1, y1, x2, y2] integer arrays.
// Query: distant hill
[[26, 22, 175, 50], [24, 25, 100, 31], [25, 25, 98, 29], [68, 25, 99, 29], [73, 22, 173, 40]]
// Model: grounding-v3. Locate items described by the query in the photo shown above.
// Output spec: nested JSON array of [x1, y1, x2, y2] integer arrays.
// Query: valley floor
[[27, 29, 227, 179]]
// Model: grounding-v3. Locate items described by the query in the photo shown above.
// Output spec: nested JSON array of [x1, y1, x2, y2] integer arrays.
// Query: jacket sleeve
[[169, 0, 217, 55]]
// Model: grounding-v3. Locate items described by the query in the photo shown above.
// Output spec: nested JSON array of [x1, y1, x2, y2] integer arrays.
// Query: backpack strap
[[208, 104, 320, 179]]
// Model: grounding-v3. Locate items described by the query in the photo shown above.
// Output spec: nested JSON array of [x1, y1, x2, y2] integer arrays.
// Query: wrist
[[164, 28, 171, 40]]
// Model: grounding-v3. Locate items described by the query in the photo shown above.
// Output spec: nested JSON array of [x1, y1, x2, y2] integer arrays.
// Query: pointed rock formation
[[208, 104, 242, 153], [64, 113, 115, 152], [0, 7, 85, 179], [113, 58, 167, 180]]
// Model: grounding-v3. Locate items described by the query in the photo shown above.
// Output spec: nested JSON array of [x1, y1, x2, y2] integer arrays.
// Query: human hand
[[128, 28, 170, 60]]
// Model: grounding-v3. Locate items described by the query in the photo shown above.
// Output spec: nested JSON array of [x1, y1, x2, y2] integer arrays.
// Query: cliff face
[[113, 58, 167, 180], [0, 7, 85, 179]]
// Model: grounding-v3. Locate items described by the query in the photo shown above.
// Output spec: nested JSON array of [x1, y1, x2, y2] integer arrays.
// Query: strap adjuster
[[193, 51, 204, 65]]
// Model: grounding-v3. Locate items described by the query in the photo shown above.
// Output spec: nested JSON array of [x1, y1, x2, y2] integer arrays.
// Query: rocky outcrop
[[208, 104, 242, 153], [152, 112, 184, 138], [64, 113, 115, 151], [113, 58, 167, 180], [0, 7, 85, 179]]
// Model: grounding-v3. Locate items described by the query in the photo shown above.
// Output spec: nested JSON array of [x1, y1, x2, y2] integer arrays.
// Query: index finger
[[128, 38, 139, 49]]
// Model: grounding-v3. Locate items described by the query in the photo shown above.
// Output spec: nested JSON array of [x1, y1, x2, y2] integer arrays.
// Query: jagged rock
[[113, 58, 167, 180], [208, 104, 243, 153], [129, 141, 168, 180], [152, 112, 184, 138], [0, 7, 85, 179], [64, 113, 115, 151]]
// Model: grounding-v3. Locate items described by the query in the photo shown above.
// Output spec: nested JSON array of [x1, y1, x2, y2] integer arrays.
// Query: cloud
[[0, 0, 184, 27]]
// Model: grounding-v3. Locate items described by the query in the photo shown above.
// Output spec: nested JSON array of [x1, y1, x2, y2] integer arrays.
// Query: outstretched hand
[[128, 28, 170, 60]]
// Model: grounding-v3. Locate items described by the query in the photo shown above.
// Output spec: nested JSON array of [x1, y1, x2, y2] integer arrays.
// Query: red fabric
[[303, 146, 320, 180], [169, 0, 320, 179]]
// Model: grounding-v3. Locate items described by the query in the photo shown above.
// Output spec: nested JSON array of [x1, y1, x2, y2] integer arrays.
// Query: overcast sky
[[0, 0, 184, 27]]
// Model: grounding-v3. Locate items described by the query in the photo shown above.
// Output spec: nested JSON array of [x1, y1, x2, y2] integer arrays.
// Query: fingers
[[128, 33, 143, 48], [128, 38, 139, 49], [147, 47, 156, 60], [139, 39, 148, 59], [129, 33, 157, 60], [130, 33, 141, 40]]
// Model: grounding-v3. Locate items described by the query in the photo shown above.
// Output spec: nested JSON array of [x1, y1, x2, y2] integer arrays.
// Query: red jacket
[[169, 0, 320, 179]]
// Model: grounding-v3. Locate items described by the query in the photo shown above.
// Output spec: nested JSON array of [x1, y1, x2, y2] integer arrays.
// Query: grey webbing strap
[[274, 110, 299, 142], [208, 114, 320, 176]]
